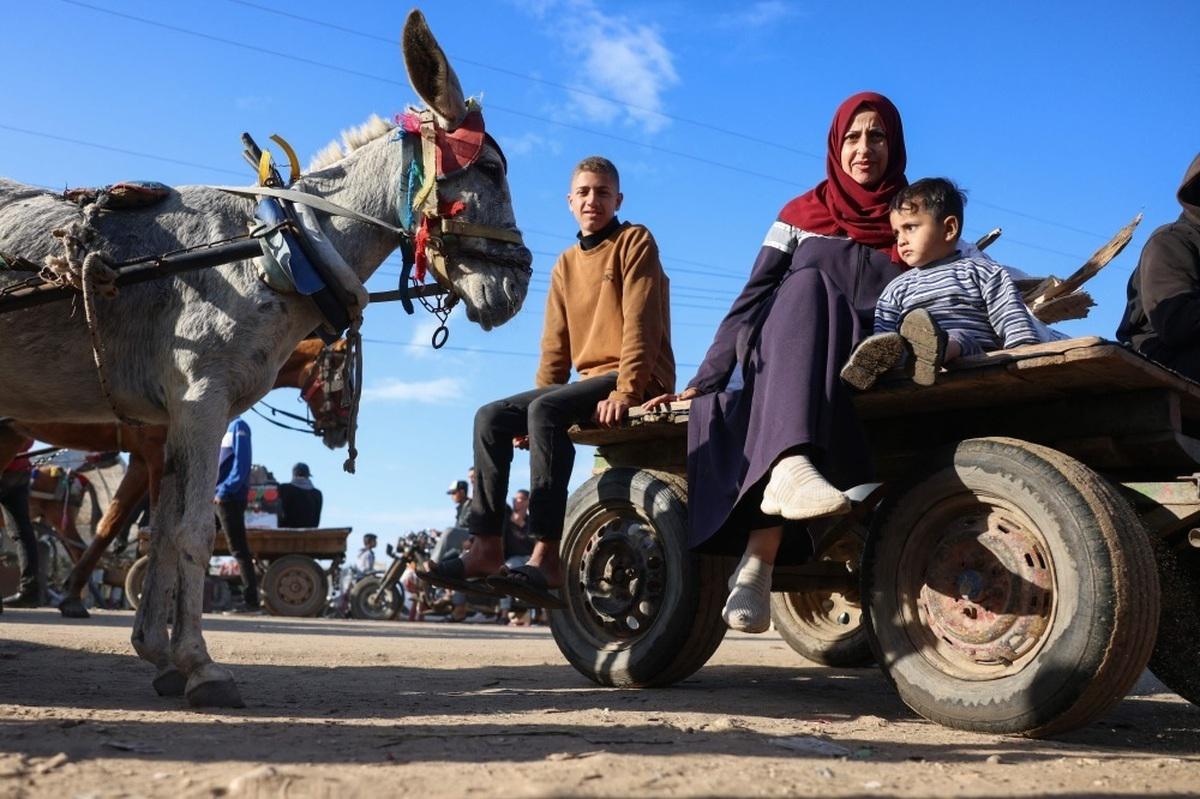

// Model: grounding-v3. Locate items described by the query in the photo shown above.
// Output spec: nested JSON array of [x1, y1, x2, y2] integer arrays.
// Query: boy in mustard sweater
[[420, 156, 674, 607]]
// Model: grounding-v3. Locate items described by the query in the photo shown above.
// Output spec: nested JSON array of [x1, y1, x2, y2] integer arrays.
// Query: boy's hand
[[513, 435, 530, 450], [641, 386, 700, 410], [593, 398, 630, 428]]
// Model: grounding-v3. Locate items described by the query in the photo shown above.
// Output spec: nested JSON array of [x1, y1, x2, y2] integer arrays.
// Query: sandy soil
[[1, 608, 1198, 798]]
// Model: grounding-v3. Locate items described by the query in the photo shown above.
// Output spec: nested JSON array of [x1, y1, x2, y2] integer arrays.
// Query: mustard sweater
[[535, 223, 675, 404]]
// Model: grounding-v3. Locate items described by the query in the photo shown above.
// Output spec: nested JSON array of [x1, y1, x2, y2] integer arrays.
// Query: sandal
[[485, 565, 566, 610], [415, 556, 504, 597]]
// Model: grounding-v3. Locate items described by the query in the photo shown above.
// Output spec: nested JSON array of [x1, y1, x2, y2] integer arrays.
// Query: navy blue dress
[[686, 223, 901, 553]]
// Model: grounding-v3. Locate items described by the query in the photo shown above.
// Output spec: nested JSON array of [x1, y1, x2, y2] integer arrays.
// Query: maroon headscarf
[[779, 91, 907, 259]]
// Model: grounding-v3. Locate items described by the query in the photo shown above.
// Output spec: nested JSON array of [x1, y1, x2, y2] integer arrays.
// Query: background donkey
[[0, 337, 351, 619], [0, 10, 531, 707]]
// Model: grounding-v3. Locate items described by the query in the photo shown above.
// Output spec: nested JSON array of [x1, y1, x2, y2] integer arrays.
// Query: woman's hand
[[641, 386, 701, 411]]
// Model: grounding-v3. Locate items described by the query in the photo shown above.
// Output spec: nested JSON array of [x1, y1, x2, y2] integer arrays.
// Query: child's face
[[568, 170, 622, 234], [890, 205, 959, 268]]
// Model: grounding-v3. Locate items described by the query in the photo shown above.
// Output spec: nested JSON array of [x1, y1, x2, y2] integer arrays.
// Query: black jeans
[[0, 471, 40, 595], [215, 497, 259, 607], [470, 373, 618, 542]]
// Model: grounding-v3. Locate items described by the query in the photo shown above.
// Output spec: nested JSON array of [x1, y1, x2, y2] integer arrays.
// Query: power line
[[363, 336, 700, 370], [51, 0, 1111, 244], [224, 0, 825, 161], [0, 123, 244, 177]]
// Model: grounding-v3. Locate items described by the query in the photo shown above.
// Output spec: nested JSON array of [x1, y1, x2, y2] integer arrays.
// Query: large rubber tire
[[124, 554, 149, 610], [771, 520, 873, 667], [550, 468, 727, 687], [864, 437, 1159, 737], [1149, 540, 1200, 706], [349, 575, 404, 621], [263, 555, 329, 617]]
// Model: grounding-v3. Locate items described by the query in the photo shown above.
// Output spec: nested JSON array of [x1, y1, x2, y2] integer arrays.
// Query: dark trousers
[[0, 471, 40, 595], [215, 498, 259, 607], [470, 373, 618, 542]]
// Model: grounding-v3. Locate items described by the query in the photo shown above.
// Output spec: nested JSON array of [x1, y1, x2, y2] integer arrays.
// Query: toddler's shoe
[[840, 332, 905, 391], [899, 309, 948, 387]]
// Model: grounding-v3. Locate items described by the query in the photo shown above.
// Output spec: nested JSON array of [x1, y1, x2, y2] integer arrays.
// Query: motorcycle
[[348, 542, 410, 621]]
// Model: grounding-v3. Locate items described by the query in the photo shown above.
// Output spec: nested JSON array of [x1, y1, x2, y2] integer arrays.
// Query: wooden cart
[[128, 526, 351, 617], [552, 337, 1200, 738]]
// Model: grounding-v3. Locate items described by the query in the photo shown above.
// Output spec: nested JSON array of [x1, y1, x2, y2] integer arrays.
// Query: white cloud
[[721, 1, 799, 28], [362, 376, 464, 403], [523, 0, 679, 134], [504, 132, 561, 157]]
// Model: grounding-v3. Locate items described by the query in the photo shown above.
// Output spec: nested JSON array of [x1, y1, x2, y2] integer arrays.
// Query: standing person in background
[[447, 479, 471, 528], [215, 416, 259, 613], [503, 489, 534, 563], [1, 438, 41, 610], [277, 462, 323, 528], [356, 533, 378, 574]]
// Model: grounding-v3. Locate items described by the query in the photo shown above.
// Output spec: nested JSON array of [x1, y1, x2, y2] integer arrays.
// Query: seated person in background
[[277, 462, 322, 528], [1118, 153, 1200, 380], [420, 155, 675, 609], [841, 177, 1058, 389]]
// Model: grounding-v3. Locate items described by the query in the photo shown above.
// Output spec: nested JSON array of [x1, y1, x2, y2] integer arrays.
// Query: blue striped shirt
[[874, 253, 1046, 356]]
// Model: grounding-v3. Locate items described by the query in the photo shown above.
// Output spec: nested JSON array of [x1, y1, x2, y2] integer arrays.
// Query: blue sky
[[5, 1, 1199, 540]]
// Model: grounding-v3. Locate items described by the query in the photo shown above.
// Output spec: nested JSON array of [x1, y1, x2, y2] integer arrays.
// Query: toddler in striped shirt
[[840, 177, 1055, 389]]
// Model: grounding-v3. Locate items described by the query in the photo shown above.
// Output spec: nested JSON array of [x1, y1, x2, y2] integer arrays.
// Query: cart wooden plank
[[138, 526, 351, 559], [569, 337, 1200, 475]]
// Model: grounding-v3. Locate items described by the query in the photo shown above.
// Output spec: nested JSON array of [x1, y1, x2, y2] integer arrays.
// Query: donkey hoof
[[57, 597, 90, 619], [185, 673, 245, 708], [153, 668, 187, 697]]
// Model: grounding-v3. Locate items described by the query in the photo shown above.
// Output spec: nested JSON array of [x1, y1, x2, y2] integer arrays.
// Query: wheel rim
[[897, 494, 1056, 679], [274, 564, 320, 610], [363, 586, 397, 618], [572, 506, 668, 643], [780, 530, 863, 643]]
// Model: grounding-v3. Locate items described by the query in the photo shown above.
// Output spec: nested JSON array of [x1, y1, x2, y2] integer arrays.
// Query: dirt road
[[1, 609, 1197, 798]]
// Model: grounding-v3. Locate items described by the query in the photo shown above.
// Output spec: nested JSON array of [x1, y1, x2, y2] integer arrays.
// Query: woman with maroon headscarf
[[645, 92, 908, 632]]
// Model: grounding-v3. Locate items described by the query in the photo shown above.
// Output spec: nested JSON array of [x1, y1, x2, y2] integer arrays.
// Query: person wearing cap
[[277, 462, 323, 529], [447, 479, 470, 528], [215, 416, 259, 612]]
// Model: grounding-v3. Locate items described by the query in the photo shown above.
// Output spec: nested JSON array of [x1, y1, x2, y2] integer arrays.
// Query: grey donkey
[[0, 10, 531, 707]]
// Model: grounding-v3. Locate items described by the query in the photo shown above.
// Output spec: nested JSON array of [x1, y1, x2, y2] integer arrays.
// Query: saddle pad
[[63, 180, 171, 210]]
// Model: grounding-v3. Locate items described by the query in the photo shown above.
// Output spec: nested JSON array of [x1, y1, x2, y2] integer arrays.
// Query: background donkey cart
[[0, 8, 531, 707]]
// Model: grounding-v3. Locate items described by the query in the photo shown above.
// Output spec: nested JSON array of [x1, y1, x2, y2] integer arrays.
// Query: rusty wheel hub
[[902, 499, 1055, 677], [277, 567, 318, 607]]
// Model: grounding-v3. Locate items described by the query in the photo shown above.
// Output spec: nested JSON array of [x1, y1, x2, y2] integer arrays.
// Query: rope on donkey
[[342, 317, 365, 475], [41, 200, 140, 426]]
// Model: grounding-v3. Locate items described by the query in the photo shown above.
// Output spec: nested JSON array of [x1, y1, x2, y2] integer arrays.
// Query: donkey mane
[[307, 113, 397, 173]]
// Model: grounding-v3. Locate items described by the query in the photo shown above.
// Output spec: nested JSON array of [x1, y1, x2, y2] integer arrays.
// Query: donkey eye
[[479, 161, 504, 181]]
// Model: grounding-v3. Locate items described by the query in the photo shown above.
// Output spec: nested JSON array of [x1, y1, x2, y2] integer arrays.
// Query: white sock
[[722, 553, 773, 633], [760, 454, 850, 520]]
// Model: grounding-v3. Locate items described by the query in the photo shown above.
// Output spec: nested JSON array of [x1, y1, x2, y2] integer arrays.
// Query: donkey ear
[[402, 9, 469, 129]]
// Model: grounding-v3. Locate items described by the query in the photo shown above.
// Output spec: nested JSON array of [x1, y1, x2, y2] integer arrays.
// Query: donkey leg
[[161, 416, 244, 708], [60, 457, 152, 618], [130, 495, 182, 695]]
